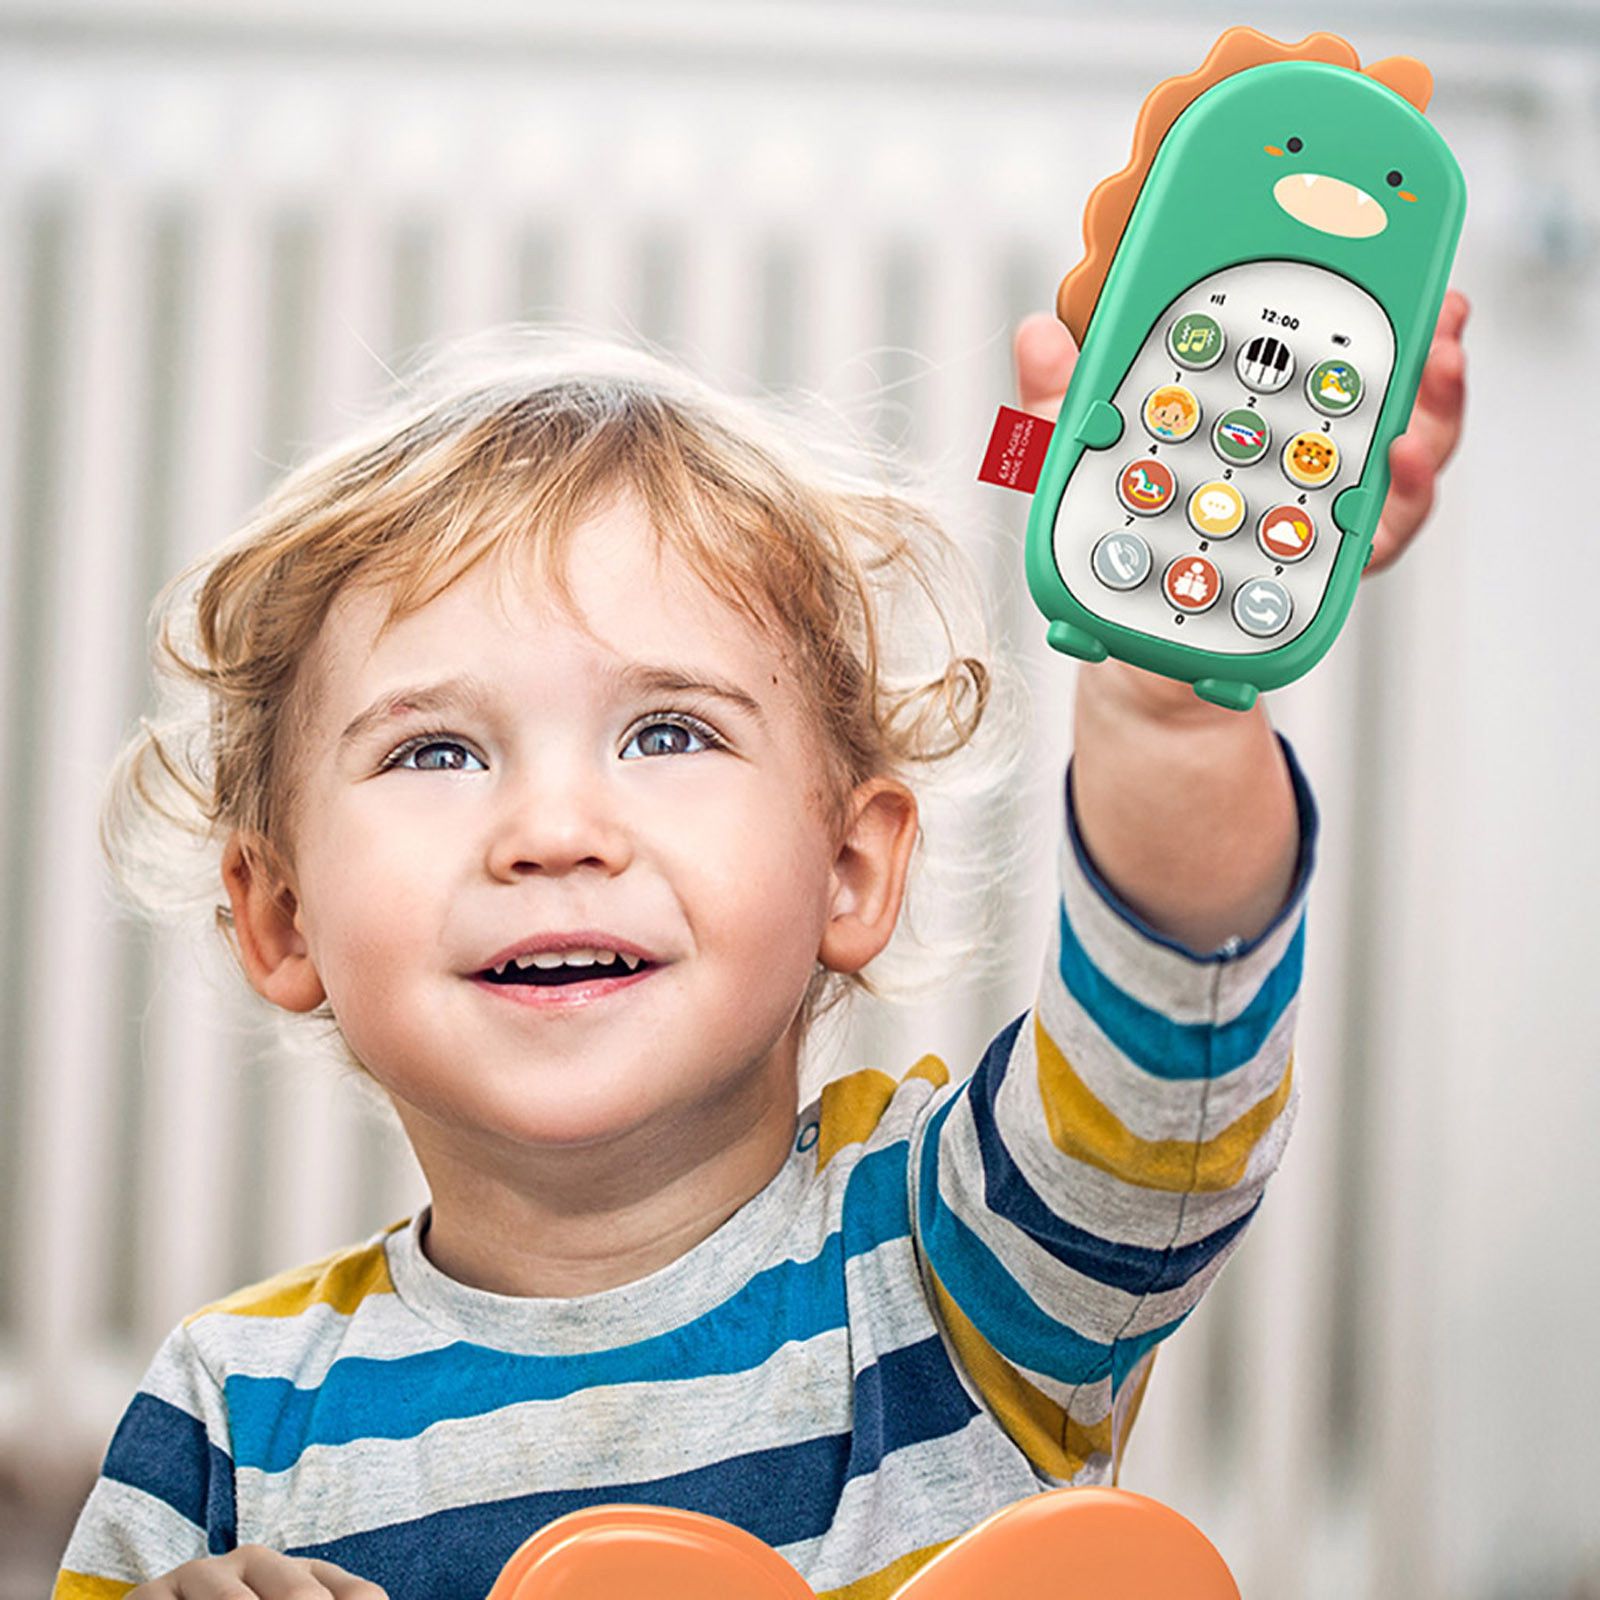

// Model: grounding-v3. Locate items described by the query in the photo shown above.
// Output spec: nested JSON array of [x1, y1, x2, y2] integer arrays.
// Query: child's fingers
[[1362, 289, 1469, 577], [304, 1560, 389, 1599], [1408, 322, 1468, 469], [1012, 312, 1079, 423], [1366, 433, 1437, 574], [147, 1546, 387, 1599]]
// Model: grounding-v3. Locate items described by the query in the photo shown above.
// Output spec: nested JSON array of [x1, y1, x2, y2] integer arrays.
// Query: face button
[[1142, 384, 1202, 443], [1117, 457, 1178, 515]]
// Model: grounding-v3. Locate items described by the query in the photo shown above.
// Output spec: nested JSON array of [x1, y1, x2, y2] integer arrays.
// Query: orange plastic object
[[484, 1487, 1240, 1600], [1056, 24, 1434, 348]]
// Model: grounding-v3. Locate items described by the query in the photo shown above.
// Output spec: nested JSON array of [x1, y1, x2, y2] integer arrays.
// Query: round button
[[1232, 577, 1294, 638], [1091, 531, 1153, 591], [1167, 313, 1225, 370], [1162, 554, 1222, 614], [1117, 458, 1177, 516], [1257, 504, 1316, 562], [1187, 480, 1246, 538], [1212, 407, 1270, 467], [1282, 430, 1339, 490], [1142, 384, 1201, 444], [1306, 357, 1363, 416], [1235, 333, 1295, 394]]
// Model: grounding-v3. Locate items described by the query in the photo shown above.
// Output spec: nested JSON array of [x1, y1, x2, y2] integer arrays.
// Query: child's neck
[[398, 1068, 800, 1299]]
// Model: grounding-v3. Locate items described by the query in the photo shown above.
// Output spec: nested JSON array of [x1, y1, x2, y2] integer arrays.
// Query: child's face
[[229, 494, 910, 1184]]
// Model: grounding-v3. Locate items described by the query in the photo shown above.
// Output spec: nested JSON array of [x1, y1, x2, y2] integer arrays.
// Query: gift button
[[1163, 554, 1222, 614], [1117, 458, 1177, 515]]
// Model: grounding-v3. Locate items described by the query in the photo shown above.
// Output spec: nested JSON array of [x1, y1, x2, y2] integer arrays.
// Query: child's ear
[[219, 831, 327, 1013], [817, 778, 919, 976]]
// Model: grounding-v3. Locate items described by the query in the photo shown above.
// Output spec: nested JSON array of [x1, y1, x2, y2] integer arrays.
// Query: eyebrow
[[337, 662, 768, 749]]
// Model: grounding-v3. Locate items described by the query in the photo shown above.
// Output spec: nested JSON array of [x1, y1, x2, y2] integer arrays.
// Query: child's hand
[[1010, 286, 1472, 579], [126, 1547, 388, 1598], [1365, 287, 1469, 574]]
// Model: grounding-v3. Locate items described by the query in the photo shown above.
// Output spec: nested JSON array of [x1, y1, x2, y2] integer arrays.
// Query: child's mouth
[[470, 958, 659, 1007]]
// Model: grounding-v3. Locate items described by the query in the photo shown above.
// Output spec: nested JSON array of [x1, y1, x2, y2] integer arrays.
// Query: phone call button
[[1091, 532, 1152, 591]]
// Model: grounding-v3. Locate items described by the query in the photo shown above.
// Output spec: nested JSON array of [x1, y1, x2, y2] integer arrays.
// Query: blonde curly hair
[[98, 325, 1031, 1103]]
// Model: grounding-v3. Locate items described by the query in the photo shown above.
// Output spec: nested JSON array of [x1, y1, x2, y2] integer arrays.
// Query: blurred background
[[1, 1, 1596, 1595]]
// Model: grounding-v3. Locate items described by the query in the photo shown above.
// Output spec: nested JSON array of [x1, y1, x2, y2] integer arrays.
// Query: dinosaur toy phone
[[1024, 26, 1466, 710]]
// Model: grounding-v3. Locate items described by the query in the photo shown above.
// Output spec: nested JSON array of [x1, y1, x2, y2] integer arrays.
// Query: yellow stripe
[[1034, 1014, 1294, 1192], [927, 1267, 1111, 1480], [816, 1056, 949, 1171], [183, 1220, 408, 1323], [815, 1537, 959, 1600], [52, 1572, 135, 1600]]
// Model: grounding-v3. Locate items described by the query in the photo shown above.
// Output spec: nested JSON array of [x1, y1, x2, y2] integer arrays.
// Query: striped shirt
[[54, 734, 1318, 1600]]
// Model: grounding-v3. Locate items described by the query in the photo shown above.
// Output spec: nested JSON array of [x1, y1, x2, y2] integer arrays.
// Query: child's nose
[[482, 764, 634, 879]]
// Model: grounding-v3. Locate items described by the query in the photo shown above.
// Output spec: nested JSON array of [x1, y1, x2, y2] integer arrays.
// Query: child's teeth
[[497, 948, 640, 975]]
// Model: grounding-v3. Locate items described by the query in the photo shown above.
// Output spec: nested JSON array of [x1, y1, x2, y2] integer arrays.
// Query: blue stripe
[[965, 1012, 1262, 1292], [287, 1336, 978, 1600], [230, 1143, 917, 1471], [918, 1092, 1189, 1386], [1056, 900, 1305, 1081], [103, 1392, 236, 1554]]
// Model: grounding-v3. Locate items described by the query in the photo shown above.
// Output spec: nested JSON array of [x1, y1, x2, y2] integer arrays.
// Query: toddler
[[53, 296, 1467, 1599]]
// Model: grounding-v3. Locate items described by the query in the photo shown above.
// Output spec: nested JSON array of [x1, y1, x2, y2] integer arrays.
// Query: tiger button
[[1282, 430, 1339, 490]]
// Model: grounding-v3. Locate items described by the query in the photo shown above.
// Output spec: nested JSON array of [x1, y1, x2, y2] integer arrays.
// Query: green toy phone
[[1026, 26, 1466, 711]]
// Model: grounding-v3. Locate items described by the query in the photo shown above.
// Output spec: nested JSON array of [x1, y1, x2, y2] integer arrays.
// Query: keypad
[[1051, 261, 1394, 656]]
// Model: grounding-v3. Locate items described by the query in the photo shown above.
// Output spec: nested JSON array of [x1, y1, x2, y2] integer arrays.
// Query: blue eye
[[381, 732, 485, 773], [379, 713, 725, 772], [621, 714, 724, 759]]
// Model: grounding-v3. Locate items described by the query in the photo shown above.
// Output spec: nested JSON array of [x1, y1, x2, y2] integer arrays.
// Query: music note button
[[1166, 312, 1225, 371]]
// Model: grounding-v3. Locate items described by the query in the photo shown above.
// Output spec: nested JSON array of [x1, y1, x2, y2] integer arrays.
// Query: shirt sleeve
[[908, 729, 1319, 1487], [52, 1321, 239, 1599]]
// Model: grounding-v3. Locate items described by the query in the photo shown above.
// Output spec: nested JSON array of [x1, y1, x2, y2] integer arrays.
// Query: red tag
[[978, 405, 1054, 494]]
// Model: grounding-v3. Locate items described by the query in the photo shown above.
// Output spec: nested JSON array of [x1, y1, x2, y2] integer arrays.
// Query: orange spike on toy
[[484, 1487, 1240, 1600], [1056, 24, 1430, 346]]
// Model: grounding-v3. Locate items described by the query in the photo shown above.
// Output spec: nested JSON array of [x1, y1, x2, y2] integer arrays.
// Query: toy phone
[[483, 1487, 1240, 1599], [1025, 26, 1466, 711]]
